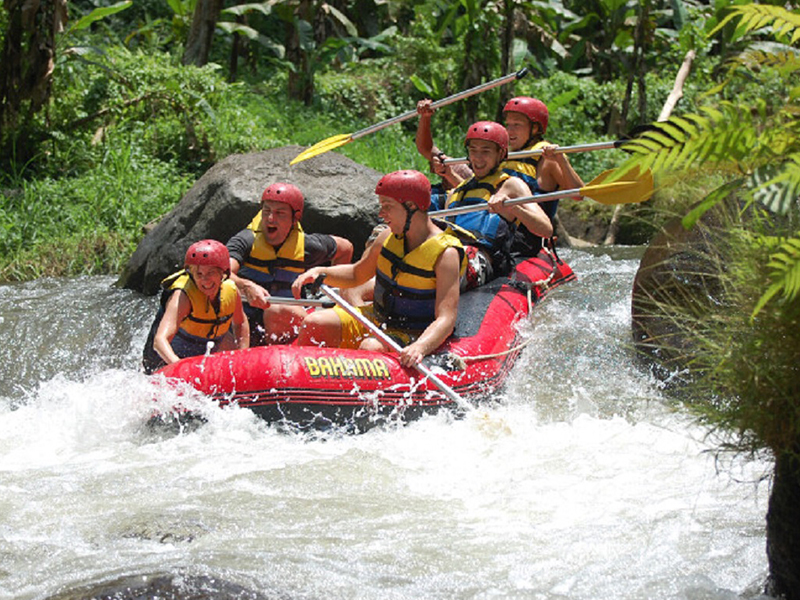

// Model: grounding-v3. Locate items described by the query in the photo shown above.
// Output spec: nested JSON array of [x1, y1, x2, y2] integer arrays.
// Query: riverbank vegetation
[[0, 0, 766, 280]]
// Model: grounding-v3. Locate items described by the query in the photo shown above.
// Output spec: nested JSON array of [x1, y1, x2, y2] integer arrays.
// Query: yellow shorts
[[333, 304, 419, 350]]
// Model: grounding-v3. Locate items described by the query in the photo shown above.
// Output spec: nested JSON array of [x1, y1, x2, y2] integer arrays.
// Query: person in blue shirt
[[443, 121, 552, 281]]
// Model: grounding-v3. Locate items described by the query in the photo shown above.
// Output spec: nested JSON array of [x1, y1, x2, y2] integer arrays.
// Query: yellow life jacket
[[237, 222, 306, 297], [374, 228, 465, 331], [501, 140, 549, 191], [161, 271, 238, 341]]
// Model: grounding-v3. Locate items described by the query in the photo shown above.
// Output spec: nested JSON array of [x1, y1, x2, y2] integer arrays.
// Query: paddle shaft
[[431, 187, 581, 218], [267, 296, 335, 309], [350, 69, 528, 141], [319, 283, 470, 410], [444, 140, 626, 166]]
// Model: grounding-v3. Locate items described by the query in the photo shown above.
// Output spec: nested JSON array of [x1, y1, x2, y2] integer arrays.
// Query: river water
[[0, 248, 772, 600]]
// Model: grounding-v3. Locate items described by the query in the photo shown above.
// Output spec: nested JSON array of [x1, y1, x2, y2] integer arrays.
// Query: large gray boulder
[[118, 145, 383, 295]]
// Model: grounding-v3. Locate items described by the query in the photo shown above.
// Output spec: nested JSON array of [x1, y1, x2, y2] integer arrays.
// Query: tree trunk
[[766, 449, 800, 599], [618, 0, 649, 134], [181, 0, 223, 67], [460, 23, 492, 125], [228, 14, 245, 83], [286, 0, 314, 105], [496, 0, 514, 121], [0, 0, 66, 149], [605, 0, 649, 246]]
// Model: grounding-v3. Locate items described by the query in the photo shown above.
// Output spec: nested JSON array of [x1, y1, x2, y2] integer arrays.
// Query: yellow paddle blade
[[290, 133, 354, 165], [581, 166, 654, 205]]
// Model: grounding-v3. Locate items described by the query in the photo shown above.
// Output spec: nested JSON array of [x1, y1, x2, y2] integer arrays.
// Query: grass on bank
[[636, 199, 800, 457]]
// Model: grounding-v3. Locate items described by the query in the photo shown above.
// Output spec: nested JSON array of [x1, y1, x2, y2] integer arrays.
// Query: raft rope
[[456, 244, 559, 364]]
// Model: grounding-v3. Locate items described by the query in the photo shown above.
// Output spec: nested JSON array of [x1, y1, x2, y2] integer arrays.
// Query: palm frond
[[748, 154, 800, 215], [709, 5, 800, 45], [732, 44, 800, 76], [753, 232, 800, 317], [622, 105, 758, 176], [682, 178, 745, 230]]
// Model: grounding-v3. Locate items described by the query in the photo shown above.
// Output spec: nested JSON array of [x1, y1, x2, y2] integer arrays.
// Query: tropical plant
[[0, 0, 133, 169], [624, 5, 800, 316], [619, 4, 800, 597]]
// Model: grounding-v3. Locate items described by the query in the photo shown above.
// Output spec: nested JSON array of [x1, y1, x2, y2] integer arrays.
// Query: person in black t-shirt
[[227, 183, 353, 345]]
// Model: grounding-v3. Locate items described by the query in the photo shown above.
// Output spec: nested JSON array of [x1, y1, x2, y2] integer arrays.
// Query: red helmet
[[261, 183, 304, 219], [185, 239, 230, 273], [375, 170, 431, 211], [503, 97, 549, 134], [465, 121, 509, 155]]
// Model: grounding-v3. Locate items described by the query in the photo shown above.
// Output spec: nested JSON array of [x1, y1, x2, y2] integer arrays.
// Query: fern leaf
[[752, 232, 800, 317], [748, 155, 800, 215], [734, 46, 800, 75], [767, 234, 800, 298], [710, 5, 800, 42], [682, 178, 745, 229], [751, 281, 784, 318]]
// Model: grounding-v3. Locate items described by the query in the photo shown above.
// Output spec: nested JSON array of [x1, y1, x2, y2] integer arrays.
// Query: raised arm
[[538, 144, 585, 200], [415, 99, 436, 161]]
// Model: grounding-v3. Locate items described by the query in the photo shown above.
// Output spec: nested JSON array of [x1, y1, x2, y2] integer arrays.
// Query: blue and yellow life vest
[[374, 229, 465, 331], [237, 222, 306, 297], [445, 170, 514, 251], [161, 271, 238, 342]]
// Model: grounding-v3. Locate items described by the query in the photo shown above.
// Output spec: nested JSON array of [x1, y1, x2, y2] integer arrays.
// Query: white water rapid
[[0, 249, 772, 600]]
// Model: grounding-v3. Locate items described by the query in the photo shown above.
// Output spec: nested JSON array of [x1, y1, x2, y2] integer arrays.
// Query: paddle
[[266, 296, 335, 309], [443, 139, 633, 166], [317, 282, 471, 411], [430, 167, 654, 218], [290, 69, 529, 165]]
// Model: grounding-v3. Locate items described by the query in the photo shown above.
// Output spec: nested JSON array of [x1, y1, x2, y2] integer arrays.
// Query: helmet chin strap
[[524, 122, 543, 149], [400, 203, 419, 252], [403, 206, 417, 235]]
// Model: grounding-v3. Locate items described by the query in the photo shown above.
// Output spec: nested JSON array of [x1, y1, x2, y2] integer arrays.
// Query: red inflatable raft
[[155, 249, 575, 430]]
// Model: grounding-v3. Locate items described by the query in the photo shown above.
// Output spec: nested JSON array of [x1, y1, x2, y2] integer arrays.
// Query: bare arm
[[228, 257, 272, 308], [153, 291, 191, 365], [538, 145, 585, 199], [398, 245, 461, 367], [231, 293, 250, 350], [489, 177, 553, 238], [291, 229, 389, 297], [330, 235, 354, 265], [432, 153, 468, 189], [415, 99, 436, 161]]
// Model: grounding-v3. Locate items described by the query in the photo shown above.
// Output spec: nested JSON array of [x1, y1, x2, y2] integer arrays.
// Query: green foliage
[[0, 143, 191, 280], [5, 0, 788, 285], [677, 223, 800, 455], [46, 45, 235, 175], [623, 3, 800, 456], [752, 232, 800, 318], [68, 1, 133, 34]]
